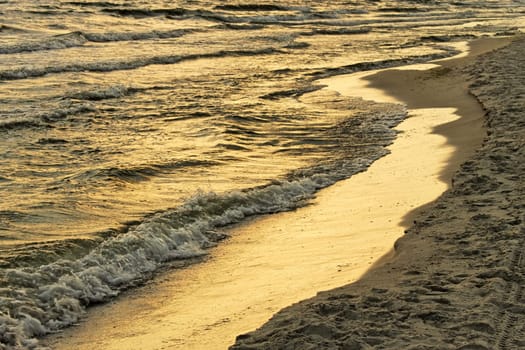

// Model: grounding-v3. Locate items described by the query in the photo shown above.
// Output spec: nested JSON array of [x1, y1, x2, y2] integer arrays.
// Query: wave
[[100, 6, 306, 20], [0, 29, 191, 55], [216, 143, 251, 151], [0, 7, 480, 57], [214, 4, 294, 12], [420, 34, 477, 43], [67, 84, 134, 101], [0, 177, 358, 347], [199, 12, 316, 25], [163, 111, 213, 122], [0, 184, 316, 347], [306, 49, 460, 81], [0, 25, 26, 33], [101, 7, 190, 18], [0, 210, 40, 222], [64, 1, 122, 7], [0, 47, 281, 81], [0, 102, 407, 347], [0, 32, 87, 55], [0, 118, 44, 131], [377, 6, 429, 13], [83, 28, 190, 42], [0, 103, 95, 131], [37, 103, 95, 123], [260, 50, 460, 102], [261, 85, 326, 100], [219, 23, 266, 30], [0, 237, 106, 269], [36, 138, 69, 145], [62, 160, 220, 185], [99, 6, 318, 24], [303, 27, 372, 36], [68, 83, 179, 102]]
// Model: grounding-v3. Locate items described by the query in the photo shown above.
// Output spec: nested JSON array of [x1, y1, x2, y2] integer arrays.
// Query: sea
[[0, 0, 523, 348]]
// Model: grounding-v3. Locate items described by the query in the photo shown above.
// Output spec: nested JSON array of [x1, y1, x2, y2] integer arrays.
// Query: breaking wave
[[0, 105, 406, 348]]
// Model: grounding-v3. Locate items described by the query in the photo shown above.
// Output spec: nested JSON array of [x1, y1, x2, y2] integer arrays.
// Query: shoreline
[[43, 38, 507, 350], [232, 36, 525, 350]]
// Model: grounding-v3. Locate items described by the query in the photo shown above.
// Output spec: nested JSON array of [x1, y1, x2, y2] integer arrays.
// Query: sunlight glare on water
[[0, 0, 524, 347]]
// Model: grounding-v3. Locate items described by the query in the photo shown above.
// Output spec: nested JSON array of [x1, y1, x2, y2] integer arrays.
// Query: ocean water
[[0, 0, 523, 348]]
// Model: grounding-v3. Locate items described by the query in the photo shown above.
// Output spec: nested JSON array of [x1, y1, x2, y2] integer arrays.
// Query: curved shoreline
[[231, 37, 525, 350], [41, 37, 508, 349]]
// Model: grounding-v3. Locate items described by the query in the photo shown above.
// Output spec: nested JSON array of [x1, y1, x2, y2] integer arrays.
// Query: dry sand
[[43, 36, 518, 350], [231, 36, 525, 350]]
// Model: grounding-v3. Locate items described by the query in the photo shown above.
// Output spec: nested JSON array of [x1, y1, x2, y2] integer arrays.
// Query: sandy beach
[[231, 36, 525, 349], [39, 34, 521, 349]]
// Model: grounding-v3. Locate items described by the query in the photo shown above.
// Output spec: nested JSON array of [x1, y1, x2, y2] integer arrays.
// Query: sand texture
[[42, 37, 517, 350], [44, 38, 512, 350], [231, 37, 525, 350], [42, 52, 471, 349]]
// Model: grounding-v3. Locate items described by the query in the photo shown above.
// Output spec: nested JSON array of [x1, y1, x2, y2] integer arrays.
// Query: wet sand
[[232, 36, 525, 350], [43, 37, 511, 350]]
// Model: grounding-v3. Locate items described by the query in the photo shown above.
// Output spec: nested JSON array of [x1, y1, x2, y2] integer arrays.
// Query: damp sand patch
[[42, 37, 511, 350]]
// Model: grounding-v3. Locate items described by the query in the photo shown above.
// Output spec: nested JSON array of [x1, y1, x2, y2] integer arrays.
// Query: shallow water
[[0, 0, 523, 347]]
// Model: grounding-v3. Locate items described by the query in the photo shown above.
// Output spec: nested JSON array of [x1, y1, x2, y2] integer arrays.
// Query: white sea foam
[[0, 141, 403, 347], [0, 0, 522, 348]]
